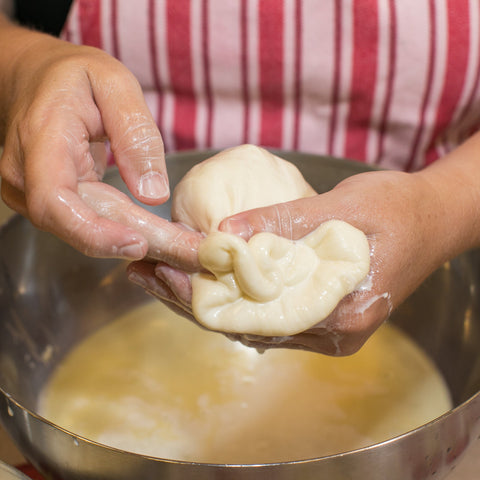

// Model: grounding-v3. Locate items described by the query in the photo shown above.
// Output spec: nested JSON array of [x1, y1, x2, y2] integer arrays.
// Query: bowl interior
[[1, 151, 479, 433]]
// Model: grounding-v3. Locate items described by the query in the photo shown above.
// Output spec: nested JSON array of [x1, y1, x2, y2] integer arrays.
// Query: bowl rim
[[2, 381, 478, 468]]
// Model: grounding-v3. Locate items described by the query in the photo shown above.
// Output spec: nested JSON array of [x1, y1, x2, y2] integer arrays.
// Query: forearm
[[0, 13, 76, 141], [0, 14, 42, 138], [415, 131, 480, 262]]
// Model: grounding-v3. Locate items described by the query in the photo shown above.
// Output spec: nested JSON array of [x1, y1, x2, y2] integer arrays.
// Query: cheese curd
[[172, 145, 370, 335], [171, 144, 317, 232]]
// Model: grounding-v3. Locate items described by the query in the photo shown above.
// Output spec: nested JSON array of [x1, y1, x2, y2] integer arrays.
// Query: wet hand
[[129, 169, 450, 355], [0, 25, 168, 259]]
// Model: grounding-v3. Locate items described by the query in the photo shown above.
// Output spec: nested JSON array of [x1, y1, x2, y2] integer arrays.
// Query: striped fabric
[[62, 0, 480, 171]]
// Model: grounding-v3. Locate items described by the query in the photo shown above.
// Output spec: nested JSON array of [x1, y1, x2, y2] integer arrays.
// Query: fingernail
[[127, 271, 147, 287], [138, 172, 169, 199], [221, 217, 254, 240], [119, 242, 145, 259]]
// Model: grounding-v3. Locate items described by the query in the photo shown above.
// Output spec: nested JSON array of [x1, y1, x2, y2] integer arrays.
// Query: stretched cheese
[[171, 145, 370, 336]]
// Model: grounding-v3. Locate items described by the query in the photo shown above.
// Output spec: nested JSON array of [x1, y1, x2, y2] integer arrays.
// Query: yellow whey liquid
[[39, 301, 452, 464]]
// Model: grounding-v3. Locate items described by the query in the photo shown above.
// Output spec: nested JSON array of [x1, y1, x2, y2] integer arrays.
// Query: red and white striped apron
[[62, 0, 480, 171]]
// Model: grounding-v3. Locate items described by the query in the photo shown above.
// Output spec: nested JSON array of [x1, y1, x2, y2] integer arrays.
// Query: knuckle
[[80, 234, 105, 258], [0, 154, 17, 185], [0, 184, 15, 209], [16, 114, 37, 145], [84, 50, 143, 102], [275, 203, 295, 239], [25, 187, 50, 230], [62, 213, 106, 258], [110, 118, 163, 163]]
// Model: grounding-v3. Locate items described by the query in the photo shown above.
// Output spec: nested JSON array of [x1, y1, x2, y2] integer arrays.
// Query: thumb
[[90, 63, 169, 205], [219, 196, 322, 241]]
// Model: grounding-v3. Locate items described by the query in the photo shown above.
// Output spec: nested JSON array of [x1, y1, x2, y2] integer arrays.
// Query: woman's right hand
[[0, 14, 177, 261]]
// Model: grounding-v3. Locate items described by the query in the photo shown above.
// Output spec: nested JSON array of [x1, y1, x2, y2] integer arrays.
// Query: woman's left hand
[[128, 167, 461, 355]]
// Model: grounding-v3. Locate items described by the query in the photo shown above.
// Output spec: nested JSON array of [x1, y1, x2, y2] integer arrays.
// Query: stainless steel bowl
[[1, 151, 479, 480]]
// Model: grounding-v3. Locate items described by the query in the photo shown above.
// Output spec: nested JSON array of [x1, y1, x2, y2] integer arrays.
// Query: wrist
[[415, 135, 480, 260]]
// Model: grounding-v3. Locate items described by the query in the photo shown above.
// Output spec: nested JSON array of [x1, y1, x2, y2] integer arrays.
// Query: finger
[[79, 181, 203, 271], [84, 141, 108, 180], [154, 263, 192, 305], [234, 330, 333, 354], [234, 335, 325, 354], [1, 180, 28, 217], [219, 196, 323, 241], [324, 289, 393, 332], [127, 261, 194, 317], [236, 328, 355, 355], [88, 63, 169, 205], [15, 116, 149, 259], [128, 261, 175, 300], [152, 297, 195, 322], [41, 187, 148, 258], [311, 290, 392, 356], [0, 131, 25, 192]]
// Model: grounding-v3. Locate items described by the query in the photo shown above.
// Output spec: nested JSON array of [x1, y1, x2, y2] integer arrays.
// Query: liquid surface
[[39, 301, 452, 464]]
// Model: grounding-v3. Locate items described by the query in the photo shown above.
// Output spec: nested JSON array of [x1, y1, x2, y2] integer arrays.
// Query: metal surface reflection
[[0, 151, 479, 480]]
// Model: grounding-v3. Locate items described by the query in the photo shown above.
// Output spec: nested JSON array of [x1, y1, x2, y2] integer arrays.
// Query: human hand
[[79, 181, 204, 271], [128, 169, 453, 355], [0, 19, 168, 259]]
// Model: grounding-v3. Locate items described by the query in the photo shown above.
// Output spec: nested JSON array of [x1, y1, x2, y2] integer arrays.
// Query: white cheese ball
[[171, 145, 370, 336], [171, 144, 316, 232]]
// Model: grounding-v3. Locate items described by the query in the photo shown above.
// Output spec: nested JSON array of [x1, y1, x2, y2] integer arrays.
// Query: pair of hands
[[0, 20, 464, 355]]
